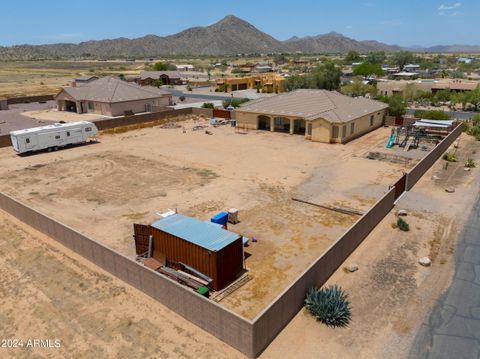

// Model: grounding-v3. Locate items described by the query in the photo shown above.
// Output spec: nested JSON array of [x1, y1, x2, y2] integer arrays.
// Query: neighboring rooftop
[[237, 89, 388, 122], [432, 79, 478, 91], [151, 214, 241, 252], [75, 75, 99, 82], [59, 77, 170, 103], [139, 71, 182, 80]]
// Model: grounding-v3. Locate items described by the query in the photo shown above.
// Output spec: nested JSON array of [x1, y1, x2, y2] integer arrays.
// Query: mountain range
[[0, 15, 478, 60]]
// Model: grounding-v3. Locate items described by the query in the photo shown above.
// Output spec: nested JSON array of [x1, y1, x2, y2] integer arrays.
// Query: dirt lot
[[260, 133, 480, 359], [0, 117, 411, 318], [0, 61, 144, 97], [0, 210, 242, 359]]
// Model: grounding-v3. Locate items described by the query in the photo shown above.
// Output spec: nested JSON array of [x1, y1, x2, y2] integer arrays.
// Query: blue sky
[[0, 0, 478, 47]]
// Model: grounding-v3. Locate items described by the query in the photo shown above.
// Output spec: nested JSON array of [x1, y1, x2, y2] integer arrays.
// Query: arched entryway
[[258, 115, 271, 130], [293, 119, 306, 135], [274, 117, 290, 133]]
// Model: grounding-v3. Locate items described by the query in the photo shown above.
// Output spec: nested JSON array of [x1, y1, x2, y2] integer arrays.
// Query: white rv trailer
[[10, 121, 98, 154]]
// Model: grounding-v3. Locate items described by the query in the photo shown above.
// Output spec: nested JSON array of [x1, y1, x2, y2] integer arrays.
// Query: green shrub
[[304, 285, 351, 327], [201, 102, 214, 109], [443, 152, 457, 162], [414, 109, 449, 120], [397, 218, 410, 232], [465, 158, 476, 168]]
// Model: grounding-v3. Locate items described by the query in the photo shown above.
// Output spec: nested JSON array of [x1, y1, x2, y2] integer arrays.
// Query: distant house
[[138, 71, 183, 86], [55, 77, 172, 117], [431, 79, 479, 93], [254, 65, 273, 73], [403, 64, 420, 73], [216, 73, 285, 93], [175, 64, 194, 71], [74, 75, 99, 86], [235, 89, 388, 143]]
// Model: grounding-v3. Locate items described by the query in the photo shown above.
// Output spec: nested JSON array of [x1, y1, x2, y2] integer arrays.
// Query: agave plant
[[304, 285, 351, 327]]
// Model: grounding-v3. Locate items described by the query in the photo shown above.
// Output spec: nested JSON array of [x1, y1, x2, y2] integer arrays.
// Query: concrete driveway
[[409, 192, 480, 359]]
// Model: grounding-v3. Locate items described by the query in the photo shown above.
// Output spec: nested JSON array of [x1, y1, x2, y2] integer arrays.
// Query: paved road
[[167, 89, 249, 101], [407, 108, 475, 120], [409, 192, 480, 359]]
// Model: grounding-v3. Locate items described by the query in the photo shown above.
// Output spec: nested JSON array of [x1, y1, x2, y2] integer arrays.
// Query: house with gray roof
[[235, 89, 388, 143], [55, 77, 172, 117], [138, 71, 183, 86]]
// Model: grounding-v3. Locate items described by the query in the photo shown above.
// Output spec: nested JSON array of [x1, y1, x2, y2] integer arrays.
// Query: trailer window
[[25, 138, 30, 143], [85, 127, 91, 132], [55, 135, 60, 139], [66, 131, 70, 137]]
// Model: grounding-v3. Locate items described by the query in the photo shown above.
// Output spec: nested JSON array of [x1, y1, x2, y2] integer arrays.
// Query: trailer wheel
[[53, 146, 58, 151], [47, 147, 52, 152]]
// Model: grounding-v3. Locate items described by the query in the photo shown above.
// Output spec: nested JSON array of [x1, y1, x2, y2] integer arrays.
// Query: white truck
[[10, 121, 98, 154]]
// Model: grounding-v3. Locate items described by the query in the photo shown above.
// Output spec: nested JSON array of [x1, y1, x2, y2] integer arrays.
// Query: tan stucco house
[[235, 89, 388, 143], [55, 77, 172, 117]]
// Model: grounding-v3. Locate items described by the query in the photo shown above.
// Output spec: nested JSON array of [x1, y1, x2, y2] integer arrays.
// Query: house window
[[145, 103, 152, 112], [85, 127, 91, 132], [66, 131, 70, 137], [332, 126, 339, 138], [342, 126, 346, 138], [350, 122, 355, 134], [370, 115, 374, 126], [88, 102, 94, 110], [25, 138, 30, 143]]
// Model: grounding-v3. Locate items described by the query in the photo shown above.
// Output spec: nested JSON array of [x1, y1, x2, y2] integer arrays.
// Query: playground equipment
[[386, 124, 442, 152]]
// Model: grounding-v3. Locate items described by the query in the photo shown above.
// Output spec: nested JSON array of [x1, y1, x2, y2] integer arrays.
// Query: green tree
[[353, 63, 384, 77], [345, 51, 361, 63], [151, 79, 163, 88], [434, 89, 452, 103], [366, 52, 386, 64], [392, 51, 415, 70], [382, 95, 406, 117], [403, 83, 424, 102], [285, 62, 341, 91], [340, 77, 377, 97], [312, 61, 342, 90], [152, 62, 176, 71], [273, 54, 287, 65]]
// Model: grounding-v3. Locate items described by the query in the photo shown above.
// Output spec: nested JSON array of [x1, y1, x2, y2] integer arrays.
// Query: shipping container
[[134, 214, 243, 290]]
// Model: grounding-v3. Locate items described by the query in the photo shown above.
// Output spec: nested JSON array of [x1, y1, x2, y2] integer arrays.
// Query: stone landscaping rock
[[419, 257, 431, 267], [347, 263, 359, 272], [432, 175, 440, 180], [397, 209, 408, 216], [445, 187, 456, 193]]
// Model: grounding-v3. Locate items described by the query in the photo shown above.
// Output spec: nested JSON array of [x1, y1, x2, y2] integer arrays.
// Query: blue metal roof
[[151, 214, 240, 252]]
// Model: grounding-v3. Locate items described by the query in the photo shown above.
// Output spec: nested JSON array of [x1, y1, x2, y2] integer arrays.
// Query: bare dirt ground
[[21, 108, 107, 122], [0, 210, 242, 359], [0, 61, 144, 97], [0, 118, 409, 318], [261, 133, 480, 359]]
